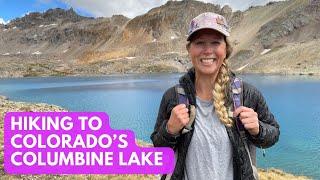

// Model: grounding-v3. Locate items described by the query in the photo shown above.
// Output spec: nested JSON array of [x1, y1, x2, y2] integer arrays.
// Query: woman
[[151, 12, 280, 180]]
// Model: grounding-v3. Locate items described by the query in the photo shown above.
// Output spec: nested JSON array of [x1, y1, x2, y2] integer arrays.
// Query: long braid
[[213, 59, 233, 127]]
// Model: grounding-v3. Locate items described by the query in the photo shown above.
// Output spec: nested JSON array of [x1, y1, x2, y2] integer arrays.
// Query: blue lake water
[[0, 74, 319, 179]]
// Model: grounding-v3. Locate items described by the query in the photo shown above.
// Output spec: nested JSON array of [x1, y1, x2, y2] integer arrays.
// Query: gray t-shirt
[[184, 96, 233, 180]]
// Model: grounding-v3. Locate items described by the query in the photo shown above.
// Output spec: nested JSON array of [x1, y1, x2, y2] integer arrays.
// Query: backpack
[[175, 77, 259, 180]]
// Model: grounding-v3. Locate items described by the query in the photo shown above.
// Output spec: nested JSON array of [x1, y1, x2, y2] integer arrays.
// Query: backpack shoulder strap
[[231, 77, 259, 180], [175, 84, 189, 105], [231, 77, 246, 138], [174, 84, 196, 134]]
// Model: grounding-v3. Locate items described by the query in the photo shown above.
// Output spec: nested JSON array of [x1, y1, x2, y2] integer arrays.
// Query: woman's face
[[187, 29, 227, 77]]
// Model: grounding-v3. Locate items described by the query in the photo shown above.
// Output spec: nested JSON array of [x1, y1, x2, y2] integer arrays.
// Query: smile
[[200, 58, 216, 65]]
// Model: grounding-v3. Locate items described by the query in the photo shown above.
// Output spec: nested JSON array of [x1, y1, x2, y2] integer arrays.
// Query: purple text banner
[[4, 112, 174, 174]]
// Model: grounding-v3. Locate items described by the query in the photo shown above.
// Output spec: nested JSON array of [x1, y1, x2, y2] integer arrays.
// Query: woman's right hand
[[167, 104, 189, 135]]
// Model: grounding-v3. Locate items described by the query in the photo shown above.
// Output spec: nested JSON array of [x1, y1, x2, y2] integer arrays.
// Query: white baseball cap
[[187, 12, 231, 41]]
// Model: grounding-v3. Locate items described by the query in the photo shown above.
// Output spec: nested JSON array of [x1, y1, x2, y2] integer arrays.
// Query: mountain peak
[[9, 8, 91, 29]]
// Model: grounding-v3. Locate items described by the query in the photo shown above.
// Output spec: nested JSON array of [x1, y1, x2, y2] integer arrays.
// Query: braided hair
[[212, 37, 233, 126]]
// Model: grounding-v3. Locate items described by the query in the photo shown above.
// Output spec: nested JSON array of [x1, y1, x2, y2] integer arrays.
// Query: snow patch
[[260, 49, 271, 55], [22, 12, 30, 17], [63, 49, 69, 53], [153, 39, 157, 42], [125, 57, 136, 60], [44, 24, 57, 27], [166, 51, 178, 54], [32, 51, 42, 55], [0, 18, 9, 25], [2, 53, 10, 56], [236, 63, 249, 71], [39, 25, 44, 28], [170, 36, 176, 40]]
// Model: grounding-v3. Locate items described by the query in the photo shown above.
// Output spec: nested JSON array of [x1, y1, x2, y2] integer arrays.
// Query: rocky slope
[[229, 0, 320, 75], [0, 0, 319, 77]]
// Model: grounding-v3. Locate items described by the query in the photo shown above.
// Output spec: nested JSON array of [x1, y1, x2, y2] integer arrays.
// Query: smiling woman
[[151, 12, 280, 180]]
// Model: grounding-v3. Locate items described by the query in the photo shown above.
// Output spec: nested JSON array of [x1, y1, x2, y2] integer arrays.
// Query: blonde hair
[[213, 38, 233, 127]]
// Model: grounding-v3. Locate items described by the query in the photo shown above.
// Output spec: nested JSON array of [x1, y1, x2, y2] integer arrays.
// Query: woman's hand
[[234, 106, 260, 136], [167, 104, 189, 135]]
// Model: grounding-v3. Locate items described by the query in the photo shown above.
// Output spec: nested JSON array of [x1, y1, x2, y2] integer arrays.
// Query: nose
[[202, 43, 215, 55]]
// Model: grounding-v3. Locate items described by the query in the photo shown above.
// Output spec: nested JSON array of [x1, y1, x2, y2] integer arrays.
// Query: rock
[[258, 11, 310, 48], [122, 0, 221, 43], [0, 95, 8, 100], [229, 10, 244, 27], [231, 49, 254, 62], [306, 0, 320, 15], [221, 5, 233, 20], [257, 0, 320, 49], [8, 8, 91, 29]]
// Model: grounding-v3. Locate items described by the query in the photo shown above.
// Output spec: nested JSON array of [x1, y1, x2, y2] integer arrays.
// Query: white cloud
[[202, 0, 285, 11], [0, 17, 9, 25], [59, 0, 167, 18], [21, 12, 31, 17], [58, 0, 285, 18]]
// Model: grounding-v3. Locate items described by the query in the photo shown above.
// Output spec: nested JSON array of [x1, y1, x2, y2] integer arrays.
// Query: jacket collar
[[178, 67, 235, 106]]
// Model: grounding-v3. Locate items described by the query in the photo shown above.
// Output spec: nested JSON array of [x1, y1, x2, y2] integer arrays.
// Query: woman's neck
[[195, 73, 217, 101]]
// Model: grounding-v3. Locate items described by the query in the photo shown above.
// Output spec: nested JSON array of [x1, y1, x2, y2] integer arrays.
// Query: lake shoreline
[[1, 71, 320, 80]]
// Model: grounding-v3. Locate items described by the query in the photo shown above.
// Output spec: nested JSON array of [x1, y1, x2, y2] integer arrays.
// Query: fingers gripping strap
[[231, 78, 245, 133], [175, 85, 195, 134], [182, 105, 196, 134]]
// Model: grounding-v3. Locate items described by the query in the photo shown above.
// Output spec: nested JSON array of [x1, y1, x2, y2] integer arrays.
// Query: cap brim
[[187, 27, 230, 41]]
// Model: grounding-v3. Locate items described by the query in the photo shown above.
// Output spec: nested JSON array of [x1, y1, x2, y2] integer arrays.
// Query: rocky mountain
[[0, 0, 319, 77], [229, 0, 320, 75]]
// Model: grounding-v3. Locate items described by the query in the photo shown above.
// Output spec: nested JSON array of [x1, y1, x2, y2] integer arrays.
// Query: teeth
[[202, 59, 213, 62], [200, 58, 216, 63]]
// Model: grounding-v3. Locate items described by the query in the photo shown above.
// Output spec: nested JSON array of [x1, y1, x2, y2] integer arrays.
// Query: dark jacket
[[151, 68, 280, 180]]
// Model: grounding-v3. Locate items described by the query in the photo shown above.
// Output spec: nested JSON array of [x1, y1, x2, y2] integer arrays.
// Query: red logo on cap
[[216, 17, 225, 26]]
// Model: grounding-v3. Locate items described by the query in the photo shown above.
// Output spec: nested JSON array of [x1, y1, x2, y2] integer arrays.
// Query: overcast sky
[[0, 0, 284, 23]]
